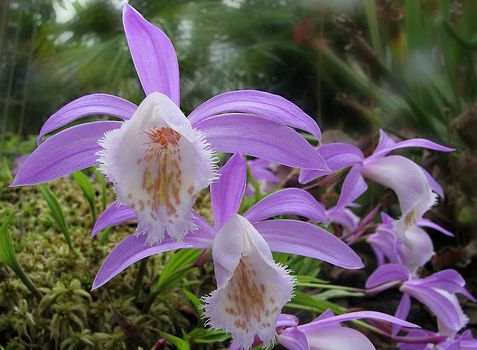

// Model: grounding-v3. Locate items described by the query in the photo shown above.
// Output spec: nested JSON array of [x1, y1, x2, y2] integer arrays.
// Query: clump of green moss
[[0, 171, 215, 349]]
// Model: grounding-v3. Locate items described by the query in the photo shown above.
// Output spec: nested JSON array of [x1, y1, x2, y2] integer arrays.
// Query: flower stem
[[133, 258, 148, 302]]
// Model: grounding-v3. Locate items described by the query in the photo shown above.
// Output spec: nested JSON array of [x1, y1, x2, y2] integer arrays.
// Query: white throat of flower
[[97, 92, 217, 243], [203, 214, 295, 350]]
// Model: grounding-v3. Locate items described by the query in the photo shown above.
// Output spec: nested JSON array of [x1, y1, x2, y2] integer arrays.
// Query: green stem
[[133, 258, 148, 302], [297, 282, 365, 293]]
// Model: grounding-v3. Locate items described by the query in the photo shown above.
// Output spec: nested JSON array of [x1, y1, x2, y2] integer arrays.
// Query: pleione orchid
[[367, 212, 454, 275], [11, 4, 328, 243], [91, 153, 363, 349], [276, 310, 419, 350], [299, 130, 453, 237], [366, 264, 475, 335]]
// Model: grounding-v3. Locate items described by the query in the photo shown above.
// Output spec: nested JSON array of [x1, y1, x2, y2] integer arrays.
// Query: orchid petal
[[302, 326, 375, 350], [194, 114, 328, 170], [254, 219, 364, 269], [277, 314, 299, 328], [278, 328, 309, 350], [91, 201, 136, 237], [418, 219, 454, 237], [399, 225, 434, 275], [188, 90, 322, 140], [420, 166, 444, 197], [416, 270, 468, 295], [335, 164, 368, 211], [392, 294, 412, 335], [319, 142, 364, 171], [203, 214, 294, 349], [12, 121, 121, 186], [300, 310, 418, 330], [244, 188, 326, 224], [362, 155, 436, 231], [37, 94, 137, 144], [123, 4, 180, 104], [401, 284, 468, 333], [366, 264, 411, 288], [326, 207, 360, 232], [372, 134, 454, 158], [97, 92, 217, 243], [92, 216, 212, 289], [211, 153, 246, 229]]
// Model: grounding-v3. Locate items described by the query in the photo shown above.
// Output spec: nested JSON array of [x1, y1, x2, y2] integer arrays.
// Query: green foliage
[[38, 184, 74, 251], [72, 171, 97, 223], [0, 176, 212, 348], [0, 224, 42, 300]]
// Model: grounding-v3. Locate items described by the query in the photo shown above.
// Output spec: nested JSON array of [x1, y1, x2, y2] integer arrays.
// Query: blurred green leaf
[[38, 184, 73, 251], [188, 328, 230, 344], [72, 171, 97, 223], [160, 332, 190, 350]]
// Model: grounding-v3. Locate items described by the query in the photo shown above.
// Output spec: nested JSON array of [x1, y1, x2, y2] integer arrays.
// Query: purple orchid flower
[[299, 130, 453, 237], [367, 212, 454, 275], [245, 158, 279, 197], [276, 310, 419, 350], [398, 329, 477, 350], [91, 153, 363, 349], [11, 4, 327, 244], [366, 265, 474, 335]]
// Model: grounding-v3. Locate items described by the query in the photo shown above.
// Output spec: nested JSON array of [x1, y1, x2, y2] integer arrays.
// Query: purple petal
[[366, 264, 411, 288], [211, 153, 246, 229], [392, 294, 412, 335], [92, 222, 212, 289], [277, 314, 299, 328], [372, 137, 454, 158], [123, 4, 180, 105], [188, 90, 322, 140], [91, 201, 136, 237], [335, 164, 368, 211], [301, 326, 375, 350], [415, 270, 467, 294], [418, 219, 454, 237], [420, 166, 444, 197], [37, 94, 137, 144], [253, 219, 364, 269], [244, 188, 326, 224], [298, 167, 327, 184], [300, 310, 418, 330], [374, 129, 397, 154], [319, 143, 364, 171], [12, 121, 122, 186], [194, 114, 328, 170], [278, 328, 309, 350], [401, 284, 468, 333]]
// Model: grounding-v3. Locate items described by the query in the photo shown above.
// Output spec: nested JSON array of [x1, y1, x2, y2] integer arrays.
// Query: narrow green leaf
[[0, 224, 42, 300], [160, 332, 190, 350], [288, 290, 343, 314], [313, 289, 365, 300], [188, 328, 230, 344], [38, 184, 73, 251], [154, 249, 201, 294], [72, 171, 97, 223], [182, 288, 202, 316]]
